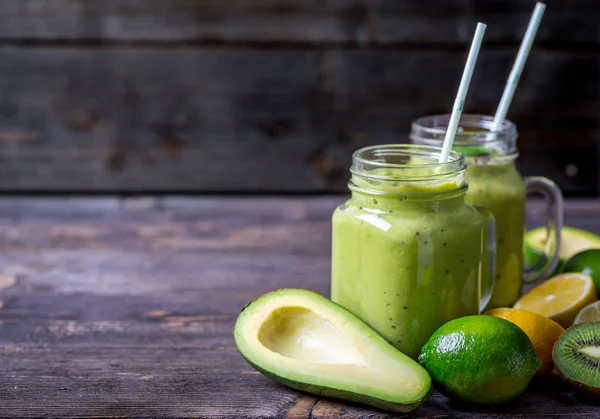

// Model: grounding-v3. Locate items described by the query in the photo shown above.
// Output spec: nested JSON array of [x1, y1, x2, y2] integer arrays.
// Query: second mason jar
[[331, 145, 485, 359], [410, 114, 563, 309]]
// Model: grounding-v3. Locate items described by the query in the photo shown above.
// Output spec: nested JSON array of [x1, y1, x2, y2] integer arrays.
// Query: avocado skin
[[239, 352, 431, 413]]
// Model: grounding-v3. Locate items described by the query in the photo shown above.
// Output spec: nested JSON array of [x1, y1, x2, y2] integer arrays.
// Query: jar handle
[[523, 177, 564, 282], [474, 205, 496, 312]]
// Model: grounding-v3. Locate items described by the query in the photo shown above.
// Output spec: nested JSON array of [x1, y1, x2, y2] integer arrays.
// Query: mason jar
[[410, 114, 563, 309], [331, 144, 490, 359]]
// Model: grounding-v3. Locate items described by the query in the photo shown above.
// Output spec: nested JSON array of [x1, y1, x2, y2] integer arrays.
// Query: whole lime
[[562, 249, 600, 294], [418, 315, 541, 404]]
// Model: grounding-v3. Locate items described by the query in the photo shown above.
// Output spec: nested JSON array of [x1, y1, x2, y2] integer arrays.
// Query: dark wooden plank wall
[[0, 0, 598, 195]]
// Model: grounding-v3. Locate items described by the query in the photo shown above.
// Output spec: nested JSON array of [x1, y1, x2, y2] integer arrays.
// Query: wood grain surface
[[0, 196, 599, 418]]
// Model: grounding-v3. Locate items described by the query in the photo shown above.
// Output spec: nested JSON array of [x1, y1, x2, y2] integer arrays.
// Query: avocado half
[[524, 226, 600, 275], [234, 288, 432, 413]]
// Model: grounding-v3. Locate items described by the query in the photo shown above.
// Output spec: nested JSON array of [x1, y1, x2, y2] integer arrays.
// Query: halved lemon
[[573, 300, 600, 324], [513, 273, 598, 328]]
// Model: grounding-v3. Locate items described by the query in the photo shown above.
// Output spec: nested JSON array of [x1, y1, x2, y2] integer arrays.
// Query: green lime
[[418, 315, 541, 404], [562, 248, 600, 294]]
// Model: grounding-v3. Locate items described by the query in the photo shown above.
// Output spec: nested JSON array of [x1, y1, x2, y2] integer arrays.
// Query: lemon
[[573, 300, 600, 324], [419, 315, 540, 404], [485, 308, 565, 375], [513, 273, 598, 328]]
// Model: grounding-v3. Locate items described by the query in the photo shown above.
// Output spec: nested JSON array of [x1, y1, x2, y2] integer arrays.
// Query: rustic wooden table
[[0, 196, 599, 418]]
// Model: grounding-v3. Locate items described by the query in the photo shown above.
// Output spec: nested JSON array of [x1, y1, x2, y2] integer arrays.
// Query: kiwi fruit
[[553, 322, 600, 397]]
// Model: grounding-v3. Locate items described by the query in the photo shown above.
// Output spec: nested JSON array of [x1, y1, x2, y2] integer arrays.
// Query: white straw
[[438, 22, 487, 163], [491, 2, 546, 132]]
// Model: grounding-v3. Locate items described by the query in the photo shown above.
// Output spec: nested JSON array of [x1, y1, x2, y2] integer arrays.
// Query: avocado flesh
[[524, 226, 600, 273], [234, 289, 432, 413]]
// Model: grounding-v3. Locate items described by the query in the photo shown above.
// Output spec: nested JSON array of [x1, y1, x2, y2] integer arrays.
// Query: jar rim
[[352, 144, 465, 181], [411, 114, 517, 138], [410, 114, 518, 156]]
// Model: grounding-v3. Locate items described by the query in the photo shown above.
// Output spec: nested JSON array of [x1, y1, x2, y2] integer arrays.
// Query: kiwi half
[[553, 322, 600, 397]]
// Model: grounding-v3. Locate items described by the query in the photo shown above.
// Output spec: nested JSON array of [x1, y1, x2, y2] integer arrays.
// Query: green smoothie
[[331, 147, 483, 359], [465, 162, 526, 308], [411, 115, 562, 309]]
